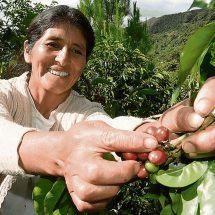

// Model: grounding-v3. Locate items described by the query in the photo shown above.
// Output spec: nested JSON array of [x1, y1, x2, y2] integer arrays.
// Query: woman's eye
[[46, 42, 60, 49], [71, 48, 83, 55]]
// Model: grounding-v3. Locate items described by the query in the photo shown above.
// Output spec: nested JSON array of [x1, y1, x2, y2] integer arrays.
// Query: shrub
[[75, 38, 173, 118]]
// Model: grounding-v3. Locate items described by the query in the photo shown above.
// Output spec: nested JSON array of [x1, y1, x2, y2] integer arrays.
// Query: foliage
[[171, 21, 215, 104], [78, 0, 151, 54], [189, 0, 215, 10], [78, 0, 129, 43], [148, 9, 215, 102], [152, 21, 215, 215], [0, 0, 57, 79], [125, 2, 151, 53], [75, 38, 173, 118]]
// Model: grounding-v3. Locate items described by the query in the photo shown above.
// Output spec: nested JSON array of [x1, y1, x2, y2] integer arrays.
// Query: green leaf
[[136, 88, 158, 96], [180, 178, 202, 215], [170, 87, 180, 105], [67, 207, 77, 215], [103, 152, 116, 161], [188, 0, 208, 10], [32, 176, 56, 215], [158, 193, 167, 209], [141, 193, 160, 200], [44, 177, 66, 215], [54, 189, 71, 210], [91, 77, 112, 85], [160, 204, 174, 215], [179, 21, 215, 85], [156, 161, 208, 187], [153, 73, 164, 79], [169, 192, 182, 214], [198, 160, 215, 215], [52, 205, 70, 215]]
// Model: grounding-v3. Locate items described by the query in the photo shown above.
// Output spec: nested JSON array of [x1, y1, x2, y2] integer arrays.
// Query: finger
[[70, 191, 111, 212], [99, 129, 158, 153], [65, 158, 141, 185], [81, 120, 158, 152], [185, 151, 215, 159], [66, 175, 120, 202], [182, 124, 215, 153], [194, 77, 215, 117], [161, 106, 204, 132]]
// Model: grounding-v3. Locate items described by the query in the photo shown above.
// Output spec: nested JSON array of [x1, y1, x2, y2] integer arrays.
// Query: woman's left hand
[[181, 77, 215, 157], [137, 77, 215, 158]]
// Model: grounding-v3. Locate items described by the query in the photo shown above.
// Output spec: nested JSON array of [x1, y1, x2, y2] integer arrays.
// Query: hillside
[[147, 8, 215, 74]]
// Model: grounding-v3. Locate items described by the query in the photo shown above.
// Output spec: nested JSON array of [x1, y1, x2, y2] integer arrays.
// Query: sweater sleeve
[[75, 96, 156, 131], [0, 85, 36, 175]]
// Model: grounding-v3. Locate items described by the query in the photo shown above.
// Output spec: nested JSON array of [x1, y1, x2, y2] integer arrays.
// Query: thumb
[[194, 77, 215, 117]]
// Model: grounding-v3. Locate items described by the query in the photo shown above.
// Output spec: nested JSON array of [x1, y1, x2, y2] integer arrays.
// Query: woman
[[0, 5, 159, 214], [0, 5, 214, 214]]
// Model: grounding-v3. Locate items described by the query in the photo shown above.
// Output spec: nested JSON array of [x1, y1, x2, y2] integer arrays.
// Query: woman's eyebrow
[[46, 35, 63, 41], [46, 36, 86, 50]]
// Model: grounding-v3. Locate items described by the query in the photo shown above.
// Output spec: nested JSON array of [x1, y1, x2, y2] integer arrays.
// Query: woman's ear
[[24, 40, 31, 63]]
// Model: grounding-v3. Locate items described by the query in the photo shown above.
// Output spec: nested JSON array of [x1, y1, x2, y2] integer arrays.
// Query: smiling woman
[[0, 5, 159, 214]]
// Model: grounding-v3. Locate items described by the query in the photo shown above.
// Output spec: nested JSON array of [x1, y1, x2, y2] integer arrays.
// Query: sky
[[32, 0, 195, 18]]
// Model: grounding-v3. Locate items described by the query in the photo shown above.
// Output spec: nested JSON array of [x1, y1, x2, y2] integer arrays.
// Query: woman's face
[[24, 23, 87, 95]]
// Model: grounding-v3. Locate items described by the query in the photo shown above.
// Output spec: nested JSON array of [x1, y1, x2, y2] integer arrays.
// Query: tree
[[125, 2, 151, 53], [79, 0, 129, 42], [78, 0, 151, 53], [0, 0, 57, 78]]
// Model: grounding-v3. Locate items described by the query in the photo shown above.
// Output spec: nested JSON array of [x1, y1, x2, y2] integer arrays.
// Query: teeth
[[49, 69, 69, 77]]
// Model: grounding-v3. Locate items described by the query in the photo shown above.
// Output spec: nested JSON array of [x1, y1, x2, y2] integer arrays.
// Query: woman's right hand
[[59, 120, 158, 212], [19, 120, 158, 212]]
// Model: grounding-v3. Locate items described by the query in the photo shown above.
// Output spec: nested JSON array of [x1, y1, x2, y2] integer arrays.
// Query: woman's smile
[[48, 68, 70, 77]]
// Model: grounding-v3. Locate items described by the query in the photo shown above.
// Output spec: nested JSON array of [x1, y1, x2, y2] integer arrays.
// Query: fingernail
[[188, 113, 204, 129], [183, 142, 196, 153], [195, 99, 211, 116], [144, 138, 157, 150]]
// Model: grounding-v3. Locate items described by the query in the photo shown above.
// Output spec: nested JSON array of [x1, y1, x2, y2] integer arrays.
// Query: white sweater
[[0, 72, 148, 208]]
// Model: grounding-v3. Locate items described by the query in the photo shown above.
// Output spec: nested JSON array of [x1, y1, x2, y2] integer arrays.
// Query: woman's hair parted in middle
[[26, 5, 95, 59]]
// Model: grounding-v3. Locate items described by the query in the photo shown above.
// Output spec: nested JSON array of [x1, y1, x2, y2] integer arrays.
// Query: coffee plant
[[32, 21, 215, 215], [75, 38, 173, 118]]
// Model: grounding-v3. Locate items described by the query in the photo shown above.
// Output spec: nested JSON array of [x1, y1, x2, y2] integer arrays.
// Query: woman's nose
[[55, 48, 70, 66]]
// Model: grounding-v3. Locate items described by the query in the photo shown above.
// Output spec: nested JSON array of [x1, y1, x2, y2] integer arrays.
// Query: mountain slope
[[147, 8, 215, 73]]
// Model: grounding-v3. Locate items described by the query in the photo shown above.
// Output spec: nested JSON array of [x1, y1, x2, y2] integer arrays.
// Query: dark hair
[[27, 5, 95, 59]]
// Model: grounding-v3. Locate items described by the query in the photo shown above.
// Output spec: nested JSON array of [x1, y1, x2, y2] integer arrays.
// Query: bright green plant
[[75, 38, 173, 118]]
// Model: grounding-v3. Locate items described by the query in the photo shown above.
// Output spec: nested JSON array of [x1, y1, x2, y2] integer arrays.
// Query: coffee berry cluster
[[121, 126, 170, 179]]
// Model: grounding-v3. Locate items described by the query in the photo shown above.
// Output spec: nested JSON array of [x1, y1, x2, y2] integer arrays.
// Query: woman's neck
[[28, 87, 70, 119]]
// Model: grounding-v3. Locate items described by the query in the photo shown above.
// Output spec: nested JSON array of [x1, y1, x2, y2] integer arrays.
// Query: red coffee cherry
[[155, 126, 169, 143], [137, 152, 149, 161], [122, 152, 138, 160], [137, 164, 149, 179], [148, 149, 167, 165]]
